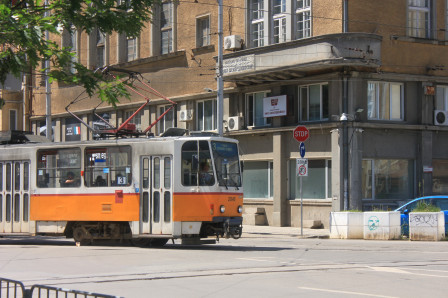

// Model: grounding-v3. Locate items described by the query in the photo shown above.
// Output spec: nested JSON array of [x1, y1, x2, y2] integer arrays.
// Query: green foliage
[[413, 201, 441, 212], [0, 0, 155, 106]]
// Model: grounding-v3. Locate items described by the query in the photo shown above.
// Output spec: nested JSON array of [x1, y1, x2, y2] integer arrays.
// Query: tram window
[[153, 192, 160, 223], [143, 158, 149, 189], [164, 191, 171, 223], [154, 158, 160, 189], [37, 149, 81, 188], [14, 162, 20, 191], [14, 194, 20, 222], [6, 163, 11, 191], [23, 162, 29, 191], [0, 163, 3, 191], [181, 141, 215, 186], [85, 146, 132, 187], [164, 157, 171, 188], [23, 193, 29, 222], [6, 194, 11, 222], [142, 192, 149, 223]]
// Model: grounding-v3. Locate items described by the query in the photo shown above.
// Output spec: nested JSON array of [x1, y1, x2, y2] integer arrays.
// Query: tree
[[0, 0, 155, 107]]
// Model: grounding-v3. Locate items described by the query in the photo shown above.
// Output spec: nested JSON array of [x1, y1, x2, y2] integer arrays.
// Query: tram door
[[140, 156, 173, 235], [2, 161, 30, 233]]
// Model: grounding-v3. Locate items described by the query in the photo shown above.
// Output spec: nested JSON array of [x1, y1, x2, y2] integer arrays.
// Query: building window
[[62, 26, 78, 73], [96, 29, 106, 68], [367, 81, 403, 121], [196, 16, 210, 47], [124, 110, 143, 131], [436, 86, 448, 110], [197, 99, 217, 131], [273, 0, 287, 43], [362, 159, 414, 201], [273, 17, 287, 44], [9, 109, 17, 130], [289, 159, 331, 199], [433, 159, 448, 194], [296, 0, 311, 39], [161, 1, 173, 54], [407, 0, 432, 38], [158, 105, 175, 135], [250, 0, 265, 47], [299, 83, 328, 121], [246, 91, 271, 127], [127, 37, 137, 62], [243, 161, 273, 199]]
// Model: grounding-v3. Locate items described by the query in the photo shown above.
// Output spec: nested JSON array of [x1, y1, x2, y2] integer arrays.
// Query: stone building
[[22, 0, 448, 227]]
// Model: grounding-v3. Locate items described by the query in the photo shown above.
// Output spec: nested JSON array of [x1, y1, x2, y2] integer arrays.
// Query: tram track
[[16, 258, 448, 288]]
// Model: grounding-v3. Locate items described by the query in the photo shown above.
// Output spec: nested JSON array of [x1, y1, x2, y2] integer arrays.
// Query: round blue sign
[[300, 142, 306, 158]]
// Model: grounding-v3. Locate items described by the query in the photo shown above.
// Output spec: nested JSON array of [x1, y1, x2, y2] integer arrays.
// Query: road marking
[[369, 266, 448, 278], [298, 286, 398, 298]]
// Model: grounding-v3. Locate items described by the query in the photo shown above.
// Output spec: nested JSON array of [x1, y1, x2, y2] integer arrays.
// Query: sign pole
[[294, 126, 309, 238], [300, 175, 303, 237]]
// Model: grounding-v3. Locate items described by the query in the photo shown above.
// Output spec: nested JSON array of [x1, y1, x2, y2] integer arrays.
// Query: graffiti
[[409, 214, 438, 227], [368, 216, 380, 231]]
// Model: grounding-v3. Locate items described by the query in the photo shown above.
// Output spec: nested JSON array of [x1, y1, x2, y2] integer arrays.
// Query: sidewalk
[[242, 224, 330, 239]]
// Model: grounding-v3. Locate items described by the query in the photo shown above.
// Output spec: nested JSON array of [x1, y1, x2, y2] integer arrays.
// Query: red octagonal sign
[[293, 125, 309, 142]]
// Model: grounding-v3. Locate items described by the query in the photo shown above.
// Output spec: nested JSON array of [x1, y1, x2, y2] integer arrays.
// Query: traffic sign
[[299, 142, 306, 158], [296, 158, 308, 177], [293, 125, 309, 142]]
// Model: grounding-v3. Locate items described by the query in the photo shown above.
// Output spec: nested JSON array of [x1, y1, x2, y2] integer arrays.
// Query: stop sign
[[293, 125, 309, 142]]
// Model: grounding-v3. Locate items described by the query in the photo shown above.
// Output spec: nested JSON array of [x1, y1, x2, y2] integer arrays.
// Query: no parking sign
[[296, 158, 308, 177]]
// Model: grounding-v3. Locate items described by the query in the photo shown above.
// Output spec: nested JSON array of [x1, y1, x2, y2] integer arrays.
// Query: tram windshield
[[181, 140, 241, 188], [211, 141, 242, 188]]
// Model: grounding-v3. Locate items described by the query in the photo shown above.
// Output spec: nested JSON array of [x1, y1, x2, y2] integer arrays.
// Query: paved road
[[1, 226, 447, 297]]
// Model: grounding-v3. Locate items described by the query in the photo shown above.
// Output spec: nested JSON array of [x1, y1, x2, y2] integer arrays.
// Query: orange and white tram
[[0, 131, 243, 246]]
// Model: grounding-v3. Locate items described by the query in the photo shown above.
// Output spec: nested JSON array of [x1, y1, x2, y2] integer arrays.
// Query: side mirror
[[240, 161, 244, 173]]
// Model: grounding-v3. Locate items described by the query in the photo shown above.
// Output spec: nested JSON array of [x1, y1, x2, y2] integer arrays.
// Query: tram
[[0, 130, 243, 246]]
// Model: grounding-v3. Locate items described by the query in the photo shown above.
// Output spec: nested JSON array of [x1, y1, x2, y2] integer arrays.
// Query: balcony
[[222, 33, 382, 86]]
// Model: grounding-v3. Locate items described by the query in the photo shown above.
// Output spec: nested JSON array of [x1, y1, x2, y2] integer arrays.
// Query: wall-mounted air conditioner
[[179, 110, 193, 122], [227, 116, 243, 131], [224, 35, 242, 50], [434, 110, 448, 126]]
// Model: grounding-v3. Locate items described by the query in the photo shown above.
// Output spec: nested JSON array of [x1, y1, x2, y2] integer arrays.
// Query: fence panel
[[0, 278, 26, 298]]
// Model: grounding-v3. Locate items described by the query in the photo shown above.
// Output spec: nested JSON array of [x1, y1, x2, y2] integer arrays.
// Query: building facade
[[26, 0, 448, 227]]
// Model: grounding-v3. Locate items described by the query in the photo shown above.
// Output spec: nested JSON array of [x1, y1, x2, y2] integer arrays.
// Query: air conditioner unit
[[179, 110, 193, 122], [224, 35, 242, 50], [434, 110, 448, 126], [227, 116, 243, 131]]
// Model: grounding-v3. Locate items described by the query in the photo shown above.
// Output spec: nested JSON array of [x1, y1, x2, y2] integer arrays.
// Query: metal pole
[[216, 0, 224, 136], [45, 0, 52, 141], [300, 176, 303, 237]]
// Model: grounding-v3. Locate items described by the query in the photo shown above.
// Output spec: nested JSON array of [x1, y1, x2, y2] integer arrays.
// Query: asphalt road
[[1, 228, 448, 298]]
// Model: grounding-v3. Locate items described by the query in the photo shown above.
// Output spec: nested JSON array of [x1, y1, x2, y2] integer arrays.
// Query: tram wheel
[[150, 239, 168, 247], [73, 226, 91, 245]]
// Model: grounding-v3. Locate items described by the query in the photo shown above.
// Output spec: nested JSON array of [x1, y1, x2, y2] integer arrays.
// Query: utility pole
[[216, 0, 224, 136], [45, 0, 52, 141]]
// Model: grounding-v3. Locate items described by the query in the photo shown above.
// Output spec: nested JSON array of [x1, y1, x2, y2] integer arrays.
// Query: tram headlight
[[237, 205, 243, 213], [220, 205, 226, 213]]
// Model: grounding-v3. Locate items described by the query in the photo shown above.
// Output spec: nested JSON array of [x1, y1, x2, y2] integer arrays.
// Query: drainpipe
[[343, 0, 348, 33], [342, 74, 349, 210]]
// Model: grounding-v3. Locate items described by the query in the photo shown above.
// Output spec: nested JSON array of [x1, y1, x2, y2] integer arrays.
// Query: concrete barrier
[[363, 212, 401, 240], [409, 212, 445, 241], [330, 212, 363, 239]]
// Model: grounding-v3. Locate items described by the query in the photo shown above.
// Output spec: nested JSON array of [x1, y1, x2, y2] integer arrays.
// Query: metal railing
[[0, 278, 121, 298]]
